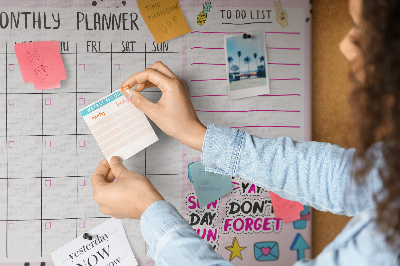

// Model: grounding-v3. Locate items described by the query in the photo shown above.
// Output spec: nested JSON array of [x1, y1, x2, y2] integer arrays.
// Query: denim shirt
[[140, 124, 399, 265]]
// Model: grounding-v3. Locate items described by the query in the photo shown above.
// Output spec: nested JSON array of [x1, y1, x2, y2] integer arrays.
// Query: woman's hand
[[91, 156, 164, 219], [120, 61, 206, 151]]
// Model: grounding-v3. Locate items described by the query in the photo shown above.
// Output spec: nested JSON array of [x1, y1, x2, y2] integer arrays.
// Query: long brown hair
[[350, 0, 400, 252]]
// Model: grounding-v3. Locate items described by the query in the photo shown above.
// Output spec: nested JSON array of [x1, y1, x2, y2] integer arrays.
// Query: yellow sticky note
[[137, 0, 191, 43]]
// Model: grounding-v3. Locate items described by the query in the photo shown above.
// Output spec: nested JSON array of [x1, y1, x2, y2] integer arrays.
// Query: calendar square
[[43, 177, 77, 219], [7, 136, 41, 179], [77, 54, 110, 93], [43, 94, 76, 135], [7, 94, 42, 136], [43, 220, 76, 258], [8, 178, 41, 220], [0, 180, 6, 220], [42, 136, 76, 177], [7, 221, 41, 259]]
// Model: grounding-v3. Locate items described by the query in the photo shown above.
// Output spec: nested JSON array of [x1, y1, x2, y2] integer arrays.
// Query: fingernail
[[110, 156, 122, 165], [123, 89, 133, 100]]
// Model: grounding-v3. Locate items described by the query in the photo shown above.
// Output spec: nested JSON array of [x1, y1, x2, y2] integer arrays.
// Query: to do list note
[[80, 90, 158, 162]]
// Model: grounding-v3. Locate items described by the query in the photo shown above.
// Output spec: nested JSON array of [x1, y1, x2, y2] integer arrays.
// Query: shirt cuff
[[201, 124, 245, 176], [140, 200, 190, 260]]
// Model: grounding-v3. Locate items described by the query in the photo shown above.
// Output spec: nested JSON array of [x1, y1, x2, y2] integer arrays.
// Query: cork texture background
[[311, 0, 354, 258]]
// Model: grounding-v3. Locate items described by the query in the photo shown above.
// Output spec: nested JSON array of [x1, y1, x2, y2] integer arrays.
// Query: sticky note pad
[[269, 191, 304, 223], [51, 218, 138, 266], [14, 41, 67, 90], [189, 161, 233, 208], [79, 90, 158, 162], [137, 0, 191, 43]]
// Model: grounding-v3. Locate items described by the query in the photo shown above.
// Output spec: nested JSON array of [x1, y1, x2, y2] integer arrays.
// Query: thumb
[[109, 156, 129, 178], [122, 88, 155, 115]]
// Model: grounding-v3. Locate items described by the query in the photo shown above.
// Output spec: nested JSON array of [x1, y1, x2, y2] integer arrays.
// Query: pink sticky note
[[14, 41, 67, 90], [269, 191, 304, 223]]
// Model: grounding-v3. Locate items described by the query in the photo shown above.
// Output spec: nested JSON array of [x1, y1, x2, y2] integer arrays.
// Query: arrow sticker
[[290, 233, 310, 260]]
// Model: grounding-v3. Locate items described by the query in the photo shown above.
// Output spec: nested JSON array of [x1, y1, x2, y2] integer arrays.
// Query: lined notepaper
[[80, 91, 158, 162]]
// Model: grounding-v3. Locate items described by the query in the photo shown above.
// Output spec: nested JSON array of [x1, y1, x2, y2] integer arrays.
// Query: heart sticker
[[261, 247, 271, 256]]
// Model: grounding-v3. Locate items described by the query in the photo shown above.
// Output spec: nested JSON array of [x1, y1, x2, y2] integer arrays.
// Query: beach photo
[[224, 31, 270, 100]]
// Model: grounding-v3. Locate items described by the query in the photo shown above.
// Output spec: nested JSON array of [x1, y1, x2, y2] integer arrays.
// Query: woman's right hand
[[120, 61, 207, 151]]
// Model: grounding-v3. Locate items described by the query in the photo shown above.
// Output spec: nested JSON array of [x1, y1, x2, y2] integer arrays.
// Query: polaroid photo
[[224, 31, 270, 100]]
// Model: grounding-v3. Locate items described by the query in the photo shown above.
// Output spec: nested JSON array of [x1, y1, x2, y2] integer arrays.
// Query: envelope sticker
[[254, 241, 279, 261]]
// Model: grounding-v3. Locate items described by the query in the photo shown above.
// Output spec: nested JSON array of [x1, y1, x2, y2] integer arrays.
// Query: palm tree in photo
[[259, 55, 266, 77], [227, 56, 234, 83], [244, 56, 251, 78], [253, 53, 258, 74], [237, 51, 242, 77], [231, 64, 239, 72], [260, 55, 265, 65], [227, 56, 233, 73]]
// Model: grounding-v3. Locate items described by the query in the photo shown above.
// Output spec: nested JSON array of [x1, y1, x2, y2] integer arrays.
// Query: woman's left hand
[[91, 156, 164, 219]]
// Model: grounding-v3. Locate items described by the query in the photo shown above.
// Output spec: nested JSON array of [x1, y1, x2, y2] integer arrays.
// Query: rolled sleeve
[[140, 200, 191, 259], [201, 124, 245, 176], [140, 200, 232, 265]]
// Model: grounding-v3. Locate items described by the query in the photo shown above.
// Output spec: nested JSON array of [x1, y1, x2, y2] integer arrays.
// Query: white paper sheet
[[51, 218, 137, 266], [79, 90, 158, 162]]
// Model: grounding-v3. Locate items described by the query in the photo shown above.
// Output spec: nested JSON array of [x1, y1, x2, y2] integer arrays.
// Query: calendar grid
[[3, 40, 180, 261]]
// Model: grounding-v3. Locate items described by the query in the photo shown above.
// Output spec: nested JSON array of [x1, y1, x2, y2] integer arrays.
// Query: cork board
[[312, 0, 354, 258]]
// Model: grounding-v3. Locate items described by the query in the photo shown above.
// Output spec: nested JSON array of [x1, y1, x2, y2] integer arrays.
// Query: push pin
[[83, 233, 93, 240], [242, 33, 251, 39], [120, 85, 130, 92]]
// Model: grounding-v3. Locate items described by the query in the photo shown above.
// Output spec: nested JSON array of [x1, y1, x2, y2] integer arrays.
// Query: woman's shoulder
[[321, 209, 399, 265]]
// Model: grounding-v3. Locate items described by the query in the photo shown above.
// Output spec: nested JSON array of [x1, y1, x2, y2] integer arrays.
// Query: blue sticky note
[[189, 161, 233, 208]]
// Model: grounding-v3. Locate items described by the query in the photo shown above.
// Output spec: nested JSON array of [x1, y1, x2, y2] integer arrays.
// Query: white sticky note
[[51, 218, 138, 266], [79, 90, 158, 162]]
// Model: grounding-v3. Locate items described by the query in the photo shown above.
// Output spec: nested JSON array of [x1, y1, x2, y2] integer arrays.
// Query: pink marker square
[[8, 223, 15, 230], [8, 64, 14, 71], [79, 179, 86, 186], [45, 98, 51, 105], [45, 222, 51, 229], [79, 64, 86, 71], [8, 141, 14, 148], [79, 98, 86, 105], [79, 140, 85, 147], [79, 222, 86, 228], [45, 180, 51, 187], [8, 99, 14, 105]]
